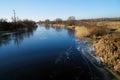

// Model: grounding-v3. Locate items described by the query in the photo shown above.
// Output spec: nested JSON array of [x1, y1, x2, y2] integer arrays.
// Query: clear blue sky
[[0, 0, 120, 21]]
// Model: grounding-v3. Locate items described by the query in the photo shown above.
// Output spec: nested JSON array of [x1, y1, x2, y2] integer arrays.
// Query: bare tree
[[68, 16, 76, 21], [55, 18, 62, 24], [67, 16, 76, 26], [44, 19, 50, 24], [12, 10, 16, 22]]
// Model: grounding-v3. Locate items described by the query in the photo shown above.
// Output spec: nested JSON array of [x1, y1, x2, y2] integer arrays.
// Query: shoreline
[[45, 22, 120, 79]]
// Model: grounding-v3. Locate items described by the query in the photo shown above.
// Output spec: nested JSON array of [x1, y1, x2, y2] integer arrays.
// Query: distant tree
[[11, 10, 17, 23], [67, 16, 76, 26], [44, 19, 50, 24], [55, 18, 62, 24], [68, 16, 76, 21]]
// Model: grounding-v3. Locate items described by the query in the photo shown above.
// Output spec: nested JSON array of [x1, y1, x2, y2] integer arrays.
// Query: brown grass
[[75, 25, 109, 38], [75, 26, 90, 38], [88, 26, 109, 37]]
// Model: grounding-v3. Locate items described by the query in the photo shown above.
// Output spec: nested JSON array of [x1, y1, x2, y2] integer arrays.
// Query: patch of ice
[[75, 39, 102, 66]]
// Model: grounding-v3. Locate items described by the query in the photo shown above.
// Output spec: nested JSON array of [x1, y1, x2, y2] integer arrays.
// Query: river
[[0, 24, 117, 80]]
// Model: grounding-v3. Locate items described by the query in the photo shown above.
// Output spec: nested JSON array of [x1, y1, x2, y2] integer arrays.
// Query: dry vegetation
[[93, 33, 120, 73], [75, 22, 109, 38], [75, 26, 90, 38]]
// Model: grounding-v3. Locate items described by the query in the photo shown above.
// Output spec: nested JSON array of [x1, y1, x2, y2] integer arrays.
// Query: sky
[[0, 0, 120, 21]]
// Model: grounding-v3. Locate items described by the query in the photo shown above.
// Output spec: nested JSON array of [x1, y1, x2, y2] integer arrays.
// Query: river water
[[0, 25, 117, 80]]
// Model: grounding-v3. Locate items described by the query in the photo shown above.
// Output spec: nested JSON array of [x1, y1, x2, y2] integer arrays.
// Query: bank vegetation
[[0, 18, 37, 34]]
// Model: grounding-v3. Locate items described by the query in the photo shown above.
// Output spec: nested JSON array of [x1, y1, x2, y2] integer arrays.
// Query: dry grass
[[75, 25, 109, 38], [116, 28, 120, 32], [75, 26, 90, 38], [96, 21, 120, 28], [67, 26, 75, 30], [93, 33, 120, 73], [88, 26, 109, 37]]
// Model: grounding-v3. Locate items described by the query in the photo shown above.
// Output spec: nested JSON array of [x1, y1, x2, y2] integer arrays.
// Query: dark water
[[0, 25, 116, 80]]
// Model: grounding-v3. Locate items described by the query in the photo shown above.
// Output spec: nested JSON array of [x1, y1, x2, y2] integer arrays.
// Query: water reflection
[[0, 26, 37, 47], [40, 25, 75, 37], [0, 34, 12, 46], [67, 29, 75, 37], [44, 24, 50, 30]]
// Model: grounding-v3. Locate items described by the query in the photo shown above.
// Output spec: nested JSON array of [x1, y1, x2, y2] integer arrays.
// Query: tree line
[[40, 16, 120, 26], [0, 18, 37, 33]]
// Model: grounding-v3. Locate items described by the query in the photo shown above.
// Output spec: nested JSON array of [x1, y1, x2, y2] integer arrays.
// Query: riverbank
[[46, 21, 120, 79], [0, 20, 37, 34], [46, 23, 75, 30], [93, 33, 120, 79], [76, 22, 120, 79]]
